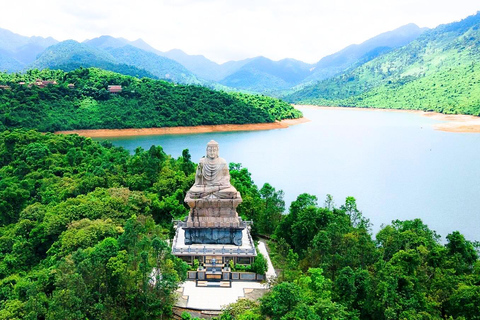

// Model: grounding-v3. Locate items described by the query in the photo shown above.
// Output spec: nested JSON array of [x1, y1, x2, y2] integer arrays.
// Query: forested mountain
[[0, 67, 301, 132], [28, 40, 205, 85], [84, 38, 246, 85], [84, 35, 166, 56], [80, 24, 424, 93], [303, 23, 428, 84], [29, 40, 118, 68], [105, 46, 203, 85], [0, 24, 426, 92], [157, 25, 425, 92], [0, 27, 58, 71], [84, 36, 205, 84], [286, 12, 480, 115]]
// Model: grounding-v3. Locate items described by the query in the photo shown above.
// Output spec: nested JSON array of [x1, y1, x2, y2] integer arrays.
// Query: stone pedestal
[[183, 192, 245, 246], [184, 227, 243, 246], [185, 194, 242, 228]]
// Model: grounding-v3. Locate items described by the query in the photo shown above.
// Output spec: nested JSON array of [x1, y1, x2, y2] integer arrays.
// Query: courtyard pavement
[[176, 240, 277, 310]]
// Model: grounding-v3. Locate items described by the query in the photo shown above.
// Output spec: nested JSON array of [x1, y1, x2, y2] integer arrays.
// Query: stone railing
[[173, 219, 253, 229], [172, 244, 256, 256], [171, 219, 256, 257], [187, 270, 265, 281]]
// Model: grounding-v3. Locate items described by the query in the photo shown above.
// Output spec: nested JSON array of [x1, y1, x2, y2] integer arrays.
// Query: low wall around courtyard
[[186, 271, 264, 281]]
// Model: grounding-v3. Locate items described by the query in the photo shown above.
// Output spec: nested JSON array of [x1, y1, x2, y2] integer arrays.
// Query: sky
[[0, 0, 479, 64]]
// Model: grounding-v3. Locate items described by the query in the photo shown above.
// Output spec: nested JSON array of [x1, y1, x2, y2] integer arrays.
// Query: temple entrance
[[205, 273, 222, 280], [205, 255, 224, 265]]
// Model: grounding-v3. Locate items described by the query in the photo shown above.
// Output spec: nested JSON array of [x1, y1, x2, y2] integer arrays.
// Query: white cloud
[[0, 0, 478, 63]]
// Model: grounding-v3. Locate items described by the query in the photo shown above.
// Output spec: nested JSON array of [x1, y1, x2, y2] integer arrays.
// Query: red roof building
[[108, 85, 122, 93]]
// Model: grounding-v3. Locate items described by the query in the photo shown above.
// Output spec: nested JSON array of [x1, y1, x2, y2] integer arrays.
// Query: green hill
[[28, 40, 207, 85], [30, 40, 117, 69], [106, 45, 203, 85], [286, 12, 480, 115], [303, 23, 427, 84], [0, 68, 301, 132]]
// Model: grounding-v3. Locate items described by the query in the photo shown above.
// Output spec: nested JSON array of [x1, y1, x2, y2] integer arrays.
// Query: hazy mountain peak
[[165, 48, 185, 55], [0, 27, 58, 56], [129, 38, 160, 54], [165, 48, 212, 60], [83, 35, 129, 49]]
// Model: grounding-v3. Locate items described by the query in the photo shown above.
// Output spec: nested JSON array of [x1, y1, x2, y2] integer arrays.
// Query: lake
[[97, 106, 480, 242]]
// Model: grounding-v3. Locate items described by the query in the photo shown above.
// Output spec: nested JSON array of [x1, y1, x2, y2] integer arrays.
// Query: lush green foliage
[[0, 129, 292, 318], [229, 163, 285, 236], [0, 129, 197, 318], [230, 92, 302, 121], [224, 194, 480, 320], [287, 12, 480, 116], [0, 68, 301, 132]]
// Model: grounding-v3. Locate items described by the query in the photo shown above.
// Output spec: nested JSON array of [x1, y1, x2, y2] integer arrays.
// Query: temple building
[[171, 140, 257, 282]]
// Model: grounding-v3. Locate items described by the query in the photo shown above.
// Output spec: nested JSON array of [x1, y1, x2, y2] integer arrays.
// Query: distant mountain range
[[0, 28, 57, 71], [150, 23, 428, 92], [2, 12, 480, 115], [0, 22, 427, 91], [304, 23, 429, 84], [285, 11, 480, 116]]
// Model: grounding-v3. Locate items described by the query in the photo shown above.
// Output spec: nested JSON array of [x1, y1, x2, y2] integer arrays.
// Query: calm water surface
[[98, 107, 480, 241]]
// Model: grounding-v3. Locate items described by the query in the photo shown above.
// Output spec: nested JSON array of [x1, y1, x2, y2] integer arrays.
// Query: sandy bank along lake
[[311, 106, 480, 133], [55, 105, 480, 138], [55, 117, 310, 138]]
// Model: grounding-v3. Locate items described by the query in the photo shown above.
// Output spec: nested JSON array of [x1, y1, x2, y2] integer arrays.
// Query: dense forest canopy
[[1, 130, 479, 319], [0, 68, 302, 132], [0, 129, 288, 319], [220, 194, 480, 320]]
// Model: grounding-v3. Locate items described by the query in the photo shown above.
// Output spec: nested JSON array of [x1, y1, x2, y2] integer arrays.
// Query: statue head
[[206, 140, 219, 159]]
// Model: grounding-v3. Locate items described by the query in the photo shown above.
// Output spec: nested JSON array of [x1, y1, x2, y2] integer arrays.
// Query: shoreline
[[55, 117, 311, 138], [54, 105, 480, 137], [297, 105, 480, 133]]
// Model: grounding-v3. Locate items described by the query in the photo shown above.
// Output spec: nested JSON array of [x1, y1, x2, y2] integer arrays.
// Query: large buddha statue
[[183, 140, 244, 245], [187, 140, 238, 200]]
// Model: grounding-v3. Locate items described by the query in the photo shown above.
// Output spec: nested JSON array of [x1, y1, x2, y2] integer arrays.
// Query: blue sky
[[1, 0, 479, 63]]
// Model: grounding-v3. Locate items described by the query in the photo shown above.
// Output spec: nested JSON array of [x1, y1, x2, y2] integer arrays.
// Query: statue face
[[207, 146, 218, 159]]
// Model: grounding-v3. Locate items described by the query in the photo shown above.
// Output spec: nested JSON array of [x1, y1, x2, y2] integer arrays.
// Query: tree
[[258, 183, 285, 235], [252, 253, 268, 275]]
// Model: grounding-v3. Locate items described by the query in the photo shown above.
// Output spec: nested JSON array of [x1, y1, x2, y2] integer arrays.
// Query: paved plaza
[[176, 241, 276, 310]]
